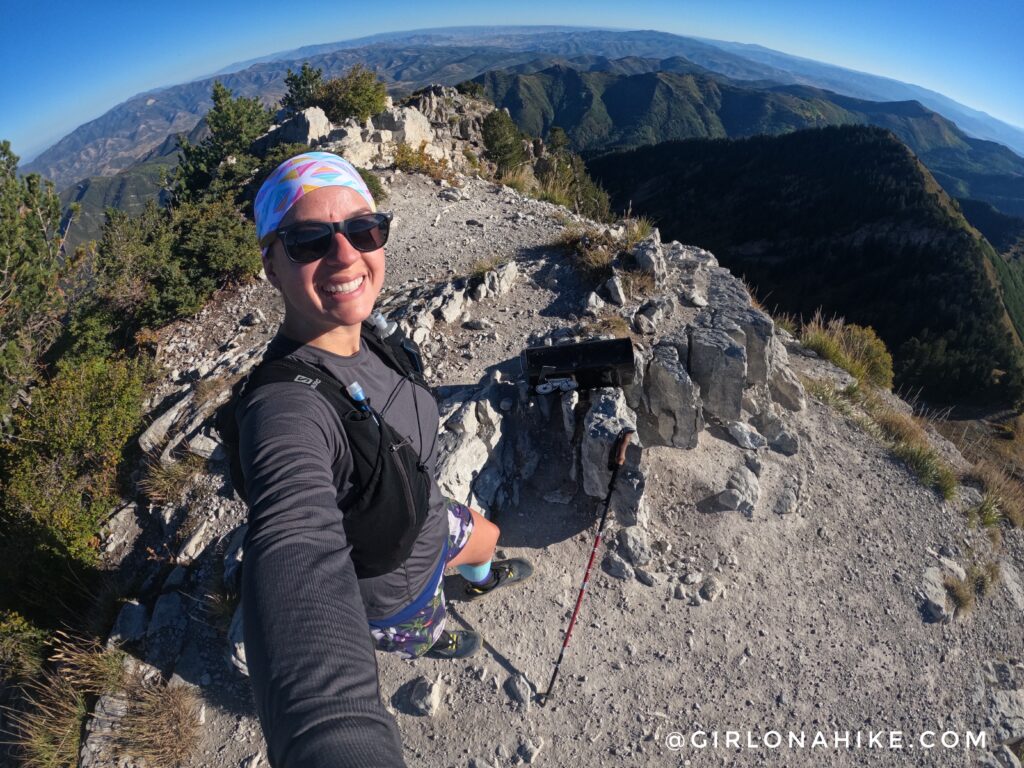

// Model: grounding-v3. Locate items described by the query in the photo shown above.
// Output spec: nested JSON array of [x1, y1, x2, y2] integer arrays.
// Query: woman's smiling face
[[262, 185, 385, 354]]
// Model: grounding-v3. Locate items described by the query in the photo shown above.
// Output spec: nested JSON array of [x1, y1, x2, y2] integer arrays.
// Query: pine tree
[[482, 109, 525, 177], [282, 63, 324, 115], [0, 141, 78, 421], [176, 81, 272, 199]]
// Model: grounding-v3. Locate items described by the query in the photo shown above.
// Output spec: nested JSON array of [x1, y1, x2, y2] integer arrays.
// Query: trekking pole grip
[[611, 428, 634, 469]]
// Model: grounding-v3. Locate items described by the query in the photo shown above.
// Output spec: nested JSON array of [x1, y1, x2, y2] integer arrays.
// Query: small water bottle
[[369, 309, 398, 340]]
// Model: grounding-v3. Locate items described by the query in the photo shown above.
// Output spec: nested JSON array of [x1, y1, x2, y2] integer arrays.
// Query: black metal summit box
[[521, 337, 635, 394]]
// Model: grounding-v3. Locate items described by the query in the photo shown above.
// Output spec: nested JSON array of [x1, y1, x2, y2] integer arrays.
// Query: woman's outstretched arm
[[238, 384, 405, 768]]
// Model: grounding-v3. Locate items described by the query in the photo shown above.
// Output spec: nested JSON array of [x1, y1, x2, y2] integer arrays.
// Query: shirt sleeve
[[238, 384, 406, 768]]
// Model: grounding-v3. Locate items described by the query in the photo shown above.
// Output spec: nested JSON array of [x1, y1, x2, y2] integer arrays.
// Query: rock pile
[[250, 86, 491, 175]]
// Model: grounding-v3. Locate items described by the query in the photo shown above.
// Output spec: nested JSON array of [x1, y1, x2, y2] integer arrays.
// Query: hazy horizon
[[3, 1, 1023, 164]]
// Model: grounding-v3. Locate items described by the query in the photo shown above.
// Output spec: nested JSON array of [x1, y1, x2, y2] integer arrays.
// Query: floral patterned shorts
[[368, 500, 474, 659]]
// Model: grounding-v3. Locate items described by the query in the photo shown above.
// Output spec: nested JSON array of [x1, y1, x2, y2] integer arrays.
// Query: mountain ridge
[[480, 65, 1024, 218], [21, 27, 1024, 189]]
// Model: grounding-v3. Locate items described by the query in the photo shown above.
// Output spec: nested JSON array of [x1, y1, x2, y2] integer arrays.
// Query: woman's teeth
[[322, 276, 364, 294]]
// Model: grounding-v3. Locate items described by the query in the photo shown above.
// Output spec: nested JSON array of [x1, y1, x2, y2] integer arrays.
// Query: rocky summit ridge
[[80, 98, 1023, 768]]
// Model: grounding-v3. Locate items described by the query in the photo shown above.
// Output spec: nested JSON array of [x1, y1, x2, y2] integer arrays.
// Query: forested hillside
[[587, 125, 1024, 406], [475, 65, 1024, 219]]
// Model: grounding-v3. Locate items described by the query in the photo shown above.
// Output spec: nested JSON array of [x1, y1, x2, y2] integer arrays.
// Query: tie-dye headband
[[254, 151, 376, 248]]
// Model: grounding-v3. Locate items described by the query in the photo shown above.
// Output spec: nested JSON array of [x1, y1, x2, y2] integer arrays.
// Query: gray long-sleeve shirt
[[238, 333, 448, 768]]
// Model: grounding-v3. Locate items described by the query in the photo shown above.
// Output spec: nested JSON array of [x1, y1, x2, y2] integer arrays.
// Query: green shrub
[[2, 355, 146, 563], [357, 167, 388, 203], [455, 80, 486, 100], [91, 202, 181, 326], [317, 64, 387, 124], [394, 141, 456, 184], [174, 195, 261, 285], [71, 194, 258, 353], [0, 610, 48, 682]]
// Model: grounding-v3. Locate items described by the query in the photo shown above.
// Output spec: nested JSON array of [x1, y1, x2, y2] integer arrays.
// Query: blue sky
[[2, 0, 1022, 163]]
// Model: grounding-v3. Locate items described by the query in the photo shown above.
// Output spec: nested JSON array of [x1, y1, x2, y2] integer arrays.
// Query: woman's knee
[[470, 509, 500, 550]]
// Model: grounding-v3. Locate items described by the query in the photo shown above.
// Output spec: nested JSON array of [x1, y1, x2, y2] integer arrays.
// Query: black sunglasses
[[274, 211, 393, 263]]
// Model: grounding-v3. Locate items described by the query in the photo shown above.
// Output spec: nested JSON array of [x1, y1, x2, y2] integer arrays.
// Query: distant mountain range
[[475, 63, 1024, 218], [22, 26, 1024, 192], [587, 125, 1024, 403]]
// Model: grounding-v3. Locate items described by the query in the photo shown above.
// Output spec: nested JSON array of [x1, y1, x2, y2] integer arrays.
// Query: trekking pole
[[539, 427, 635, 706]]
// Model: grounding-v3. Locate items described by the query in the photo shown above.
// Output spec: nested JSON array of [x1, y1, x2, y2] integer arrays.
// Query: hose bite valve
[[347, 381, 379, 425]]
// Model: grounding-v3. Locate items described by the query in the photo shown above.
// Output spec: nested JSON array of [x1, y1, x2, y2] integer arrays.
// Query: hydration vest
[[215, 323, 432, 578]]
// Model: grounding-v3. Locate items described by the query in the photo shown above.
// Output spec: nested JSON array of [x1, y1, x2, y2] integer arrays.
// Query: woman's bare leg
[[448, 507, 499, 568]]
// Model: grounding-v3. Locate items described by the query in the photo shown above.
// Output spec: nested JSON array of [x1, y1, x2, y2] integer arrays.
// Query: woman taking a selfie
[[236, 151, 531, 767]]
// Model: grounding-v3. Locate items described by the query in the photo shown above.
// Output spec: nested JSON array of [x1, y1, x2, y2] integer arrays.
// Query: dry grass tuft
[[803, 377, 959, 499], [741, 278, 765, 312], [5, 671, 88, 768], [619, 269, 656, 300], [800, 310, 894, 390], [557, 223, 619, 281], [115, 676, 202, 767], [873, 409, 921, 445], [583, 312, 632, 339], [468, 255, 508, 282], [47, 631, 126, 695], [499, 165, 534, 195], [967, 492, 1005, 530], [536, 172, 572, 208], [5, 635, 126, 767], [945, 559, 1002, 615], [891, 441, 959, 500], [965, 456, 1024, 528], [193, 373, 240, 410], [200, 551, 239, 638], [622, 216, 654, 250], [772, 311, 799, 336], [137, 454, 206, 504], [802, 377, 854, 416], [203, 590, 239, 638], [972, 560, 1002, 598], [943, 573, 976, 614]]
